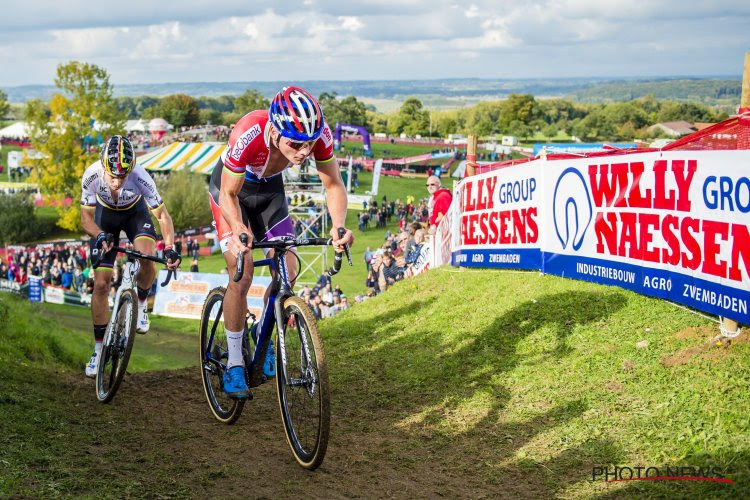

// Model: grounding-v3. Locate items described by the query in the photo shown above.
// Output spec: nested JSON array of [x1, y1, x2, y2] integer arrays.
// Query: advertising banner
[[371, 159, 383, 195], [453, 164, 543, 270], [28, 276, 43, 302], [532, 143, 638, 156], [152, 271, 271, 320], [541, 150, 749, 323], [448, 149, 750, 323], [0, 278, 28, 296]]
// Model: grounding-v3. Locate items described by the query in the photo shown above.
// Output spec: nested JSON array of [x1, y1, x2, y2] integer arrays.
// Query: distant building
[[648, 121, 696, 138], [693, 122, 716, 131]]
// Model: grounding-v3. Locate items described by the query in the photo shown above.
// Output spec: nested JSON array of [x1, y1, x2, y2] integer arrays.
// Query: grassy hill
[[1, 267, 748, 497]]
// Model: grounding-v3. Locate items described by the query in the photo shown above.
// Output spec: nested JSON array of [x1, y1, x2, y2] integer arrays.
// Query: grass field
[[1, 267, 748, 497]]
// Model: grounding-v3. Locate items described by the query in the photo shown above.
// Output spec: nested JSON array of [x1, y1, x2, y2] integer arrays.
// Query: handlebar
[[232, 227, 353, 282], [91, 234, 178, 287]]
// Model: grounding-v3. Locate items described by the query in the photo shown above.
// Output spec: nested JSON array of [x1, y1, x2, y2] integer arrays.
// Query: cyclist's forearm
[[156, 211, 175, 247], [324, 183, 348, 229], [80, 208, 102, 238], [219, 191, 247, 234]]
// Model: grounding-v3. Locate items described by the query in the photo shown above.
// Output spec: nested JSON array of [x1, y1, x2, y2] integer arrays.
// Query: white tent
[[0, 121, 30, 139], [126, 119, 148, 133]]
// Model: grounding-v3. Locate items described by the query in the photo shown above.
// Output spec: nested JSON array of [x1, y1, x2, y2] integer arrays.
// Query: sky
[[0, 0, 748, 87]]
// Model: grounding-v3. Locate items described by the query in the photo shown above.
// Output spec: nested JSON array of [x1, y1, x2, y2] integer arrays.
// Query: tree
[[199, 108, 222, 125], [233, 89, 269, 114], [0, 193, 40, 244], [499, 94, 540, 132], [153, 170, 212, 231], [390, 98, 430, 136], [157, 94, 200, 128], [0, 90, 10, 120], [25, 61, 124, 231], [319, 92, 369, 128]]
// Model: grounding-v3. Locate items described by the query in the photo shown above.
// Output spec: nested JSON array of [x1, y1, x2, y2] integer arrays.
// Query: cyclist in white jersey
[[80, 136, 180, 378]]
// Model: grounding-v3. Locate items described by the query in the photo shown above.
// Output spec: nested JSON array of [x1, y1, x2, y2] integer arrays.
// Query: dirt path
[[40, 367, 567, 499]]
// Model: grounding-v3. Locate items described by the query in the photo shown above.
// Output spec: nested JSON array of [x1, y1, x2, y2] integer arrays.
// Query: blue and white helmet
[[268, 86, 324, 142]]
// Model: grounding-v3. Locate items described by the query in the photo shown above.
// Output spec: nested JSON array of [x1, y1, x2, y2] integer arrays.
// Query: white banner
[[371, 158, 383, 195], [153, 271, 271, 320], [449, 150, 750, 323]]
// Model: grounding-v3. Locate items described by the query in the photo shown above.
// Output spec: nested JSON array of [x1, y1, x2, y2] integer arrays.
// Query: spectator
[[50, 265, 62, 286], [61, 264, 73, 289], [190, 258, 199, 273], [378, 251, 404, 291], [74, 265, 85, 291], [426, 175, 452, 230], [363, 246, 373, 271], [405, 229, 426, 267], [14, 266, 28, 285]]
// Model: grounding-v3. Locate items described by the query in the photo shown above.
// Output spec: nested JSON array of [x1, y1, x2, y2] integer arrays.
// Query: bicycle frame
[[205, 233, 349, 389], [104, 258, 140, 344], [204, 248, 306, 388]]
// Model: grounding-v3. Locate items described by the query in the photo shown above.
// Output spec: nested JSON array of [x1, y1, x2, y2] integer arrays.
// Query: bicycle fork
[[104, 260, 140, 350]]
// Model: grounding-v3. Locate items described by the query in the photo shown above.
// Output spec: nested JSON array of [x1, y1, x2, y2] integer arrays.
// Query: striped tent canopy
[[137, 142, 225, 174]]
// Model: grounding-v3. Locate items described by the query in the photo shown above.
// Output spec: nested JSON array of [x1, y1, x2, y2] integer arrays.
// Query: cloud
[[0, 1, 748, 86]]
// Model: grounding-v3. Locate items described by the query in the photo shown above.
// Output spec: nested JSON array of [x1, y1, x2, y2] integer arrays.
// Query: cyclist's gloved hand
[[93, 231, 109, 250], [164, 248, 181, 270], [92, 232, 114, 254]]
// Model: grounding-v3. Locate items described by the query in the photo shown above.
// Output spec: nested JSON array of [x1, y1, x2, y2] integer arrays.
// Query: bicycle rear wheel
[[96, 289, 137, 403], [276, 296, 330, 470], [200, 287, 245, 424]]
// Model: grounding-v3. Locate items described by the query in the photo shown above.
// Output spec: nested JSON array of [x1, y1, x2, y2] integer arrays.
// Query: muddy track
[[55, 367, 520, 498]]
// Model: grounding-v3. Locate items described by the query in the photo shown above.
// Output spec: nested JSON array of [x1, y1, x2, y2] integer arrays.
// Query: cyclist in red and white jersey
[[209, 86, 354, 398]]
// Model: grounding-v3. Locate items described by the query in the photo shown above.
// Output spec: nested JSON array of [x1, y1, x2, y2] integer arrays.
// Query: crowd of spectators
[[1, 242, 94, 294], [362, 222, 428, 297], [1, 234, 205, 299], [297, 275, 350, 320], [360, 174, 452, 298], [358, 196, 431, 232]]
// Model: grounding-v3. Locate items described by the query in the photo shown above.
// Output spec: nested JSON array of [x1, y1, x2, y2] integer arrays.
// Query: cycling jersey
[[80, 161, 164, 211], [210, 110, 335, 253], [89, 199, 158, 269], [209, 167, 293, 253], [220, 110, 335, 180]]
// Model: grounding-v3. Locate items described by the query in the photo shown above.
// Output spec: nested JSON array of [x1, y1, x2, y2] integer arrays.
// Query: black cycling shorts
[[89, 198, 157, 270], [208, 158, 294, 253]]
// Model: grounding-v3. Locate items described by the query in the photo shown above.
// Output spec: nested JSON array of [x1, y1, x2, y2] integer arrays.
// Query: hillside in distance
[[2, 76, 741, 110]]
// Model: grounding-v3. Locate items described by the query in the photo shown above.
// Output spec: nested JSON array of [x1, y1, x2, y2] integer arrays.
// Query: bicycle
[[92, 241, 177, 403], [199, 229, 352, 470]]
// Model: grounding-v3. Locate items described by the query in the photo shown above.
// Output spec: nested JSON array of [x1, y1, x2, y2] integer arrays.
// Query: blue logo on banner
[[553, 168, 592, 251]]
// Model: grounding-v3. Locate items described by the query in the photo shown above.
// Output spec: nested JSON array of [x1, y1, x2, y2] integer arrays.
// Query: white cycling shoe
[[136, 304, 150, 334], [85, 351, 98, 378]]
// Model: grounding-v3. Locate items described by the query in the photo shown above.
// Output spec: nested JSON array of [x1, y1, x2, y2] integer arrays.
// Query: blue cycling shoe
[[223, 366, 250, 399], [263, 342, 276, 379]]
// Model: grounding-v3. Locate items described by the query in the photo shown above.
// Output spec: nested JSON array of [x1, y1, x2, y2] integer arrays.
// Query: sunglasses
[[426, 182, 438, 187], [286, 138, 315, 150]]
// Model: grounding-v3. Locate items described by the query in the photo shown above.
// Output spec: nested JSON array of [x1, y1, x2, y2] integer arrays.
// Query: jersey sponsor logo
[[321, 125, 333, 147], [137, 175, 156, 193], [231, 124, 262, 161], [82, 173, 98, 190]]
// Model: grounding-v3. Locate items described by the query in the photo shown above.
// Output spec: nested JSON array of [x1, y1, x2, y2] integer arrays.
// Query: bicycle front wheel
[[199, 287, 244, 424], [275, 296, 330, 470], [96, 288, 137, 403]]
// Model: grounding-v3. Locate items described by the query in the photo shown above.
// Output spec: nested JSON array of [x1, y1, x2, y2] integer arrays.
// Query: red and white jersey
[[220, 110, 335, 178]]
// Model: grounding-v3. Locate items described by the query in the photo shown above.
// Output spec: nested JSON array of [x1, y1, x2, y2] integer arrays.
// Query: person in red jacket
[[426, 175, 452, 229]]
